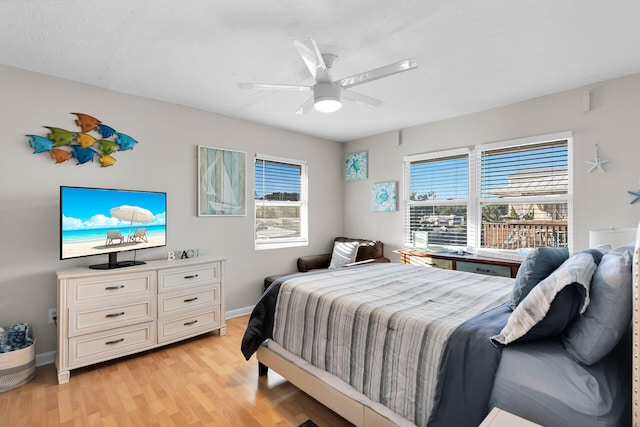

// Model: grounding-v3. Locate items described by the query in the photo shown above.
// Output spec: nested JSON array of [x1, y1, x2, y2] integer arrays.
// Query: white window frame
[[254, 153, 308, 250], [402, 147, 470, 248], [403, 131, 573, 254], [474, 132, 573, 256]]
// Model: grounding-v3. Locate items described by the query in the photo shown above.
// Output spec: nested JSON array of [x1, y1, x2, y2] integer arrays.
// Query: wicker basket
[[0, 341, 36, 393]]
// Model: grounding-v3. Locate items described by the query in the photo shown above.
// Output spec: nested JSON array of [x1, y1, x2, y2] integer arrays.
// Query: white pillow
[[328, 241, 360, 269]]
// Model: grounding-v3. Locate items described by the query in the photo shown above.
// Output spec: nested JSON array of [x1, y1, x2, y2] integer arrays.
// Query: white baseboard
[[35, 350, 55, 367], [226, 306, 254, 319], [35, 307, 256, 367]]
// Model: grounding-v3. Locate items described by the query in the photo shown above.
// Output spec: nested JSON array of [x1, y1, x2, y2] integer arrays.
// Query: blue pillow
[[562, 244, 634, 365], [510, 247, 570, 310]]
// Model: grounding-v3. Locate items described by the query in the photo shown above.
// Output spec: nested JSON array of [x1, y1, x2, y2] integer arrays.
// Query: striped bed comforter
[[270, 263, 513, 426]]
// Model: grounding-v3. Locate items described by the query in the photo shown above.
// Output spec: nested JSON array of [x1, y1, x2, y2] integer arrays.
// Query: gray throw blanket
[[0, 323, 33, 353]]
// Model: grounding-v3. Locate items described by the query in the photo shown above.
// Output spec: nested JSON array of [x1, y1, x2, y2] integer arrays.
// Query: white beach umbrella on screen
[[110, 205, 154, 236]]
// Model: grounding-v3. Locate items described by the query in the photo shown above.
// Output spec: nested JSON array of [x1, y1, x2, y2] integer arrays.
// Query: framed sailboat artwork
[[198, 146, 247, 216]]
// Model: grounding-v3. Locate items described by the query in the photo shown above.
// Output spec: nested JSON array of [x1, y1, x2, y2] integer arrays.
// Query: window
[[478, 138, 569, 251], [254, 154, 308, 250], [403, 148, 469, 247], [404, 132, 572, 252]]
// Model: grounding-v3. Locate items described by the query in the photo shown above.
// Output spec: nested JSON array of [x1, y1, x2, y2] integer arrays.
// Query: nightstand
[[479, 408, 542, 427]]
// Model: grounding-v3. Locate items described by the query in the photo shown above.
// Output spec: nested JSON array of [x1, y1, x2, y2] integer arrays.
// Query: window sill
[[255, 240, 308, 251]]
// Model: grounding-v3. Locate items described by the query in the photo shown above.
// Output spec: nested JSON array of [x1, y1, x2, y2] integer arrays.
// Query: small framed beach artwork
[[371, 181, 397, 212], [198, 146, 247, 216], [345, 151, 368, 181]]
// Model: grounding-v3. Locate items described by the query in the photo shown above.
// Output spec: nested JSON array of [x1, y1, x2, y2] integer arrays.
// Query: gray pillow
[[328, 241, 360, 269], [510, 247, 570, 310], [562, 244, 634, 365]]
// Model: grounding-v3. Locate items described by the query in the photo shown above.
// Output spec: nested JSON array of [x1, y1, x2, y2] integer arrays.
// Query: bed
[[242, 233, 638, 426]]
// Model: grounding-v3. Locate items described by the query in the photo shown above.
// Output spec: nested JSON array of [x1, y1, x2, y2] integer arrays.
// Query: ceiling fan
[[238, 38, 417, 114]]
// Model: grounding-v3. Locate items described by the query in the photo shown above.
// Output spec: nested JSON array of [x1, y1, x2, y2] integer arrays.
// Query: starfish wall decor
[[585, 143, 610, 173]]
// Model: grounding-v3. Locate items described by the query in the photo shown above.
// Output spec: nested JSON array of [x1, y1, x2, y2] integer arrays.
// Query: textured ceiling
[[2, 1, 640, 142]]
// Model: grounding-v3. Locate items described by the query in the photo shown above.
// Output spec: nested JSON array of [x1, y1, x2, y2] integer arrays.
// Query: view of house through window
[[254, 154, 308, 250], [404, 134, 571, 252], [479, 139, 569, 250]]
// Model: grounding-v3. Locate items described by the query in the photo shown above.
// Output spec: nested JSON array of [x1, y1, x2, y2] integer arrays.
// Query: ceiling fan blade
[[339, 58, 417, 89], [238, 83, 311, 91], [294, 96, 316, 115], [342, 89, 384, 108], [293, 38, 332, 83]]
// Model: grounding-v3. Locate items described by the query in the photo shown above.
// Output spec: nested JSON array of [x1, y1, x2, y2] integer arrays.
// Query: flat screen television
[[60, 186, 167, 269]]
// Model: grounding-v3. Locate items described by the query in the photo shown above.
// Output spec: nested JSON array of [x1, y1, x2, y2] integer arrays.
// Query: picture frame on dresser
[[55, 257, 226, 384]]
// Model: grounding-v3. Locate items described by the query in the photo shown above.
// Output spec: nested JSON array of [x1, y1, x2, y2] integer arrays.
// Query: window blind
[[255, 159, 302, 202], [404, 151, 469, 247], [481, 140, 568, 199]]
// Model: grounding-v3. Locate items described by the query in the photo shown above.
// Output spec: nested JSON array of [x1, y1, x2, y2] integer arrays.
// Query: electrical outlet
[[48, 308, 57, 324]]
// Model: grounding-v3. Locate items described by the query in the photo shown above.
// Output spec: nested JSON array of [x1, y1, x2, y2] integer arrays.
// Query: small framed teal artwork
[[371, 181, 397, 212], [345, 151, 368, 181]]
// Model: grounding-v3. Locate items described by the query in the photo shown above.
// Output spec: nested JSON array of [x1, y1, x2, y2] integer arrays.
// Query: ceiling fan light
[[314, 82, 342, 113], [314, 98, 342, 113]]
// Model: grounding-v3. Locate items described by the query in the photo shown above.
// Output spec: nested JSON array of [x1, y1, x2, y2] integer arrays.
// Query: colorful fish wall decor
[[25, 112, 140, 167]]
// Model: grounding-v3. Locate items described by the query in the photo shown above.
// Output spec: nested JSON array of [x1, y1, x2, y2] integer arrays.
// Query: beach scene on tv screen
[[61, 187, 166, 260]]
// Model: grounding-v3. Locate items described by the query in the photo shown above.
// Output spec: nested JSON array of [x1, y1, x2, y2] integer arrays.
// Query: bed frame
[[257, 226, 640, 427], [256, 346, 411, 426], [633, 234, 639, 427]]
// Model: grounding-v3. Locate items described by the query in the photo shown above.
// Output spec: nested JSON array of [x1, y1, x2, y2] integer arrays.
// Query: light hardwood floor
[[0, 315, 353, 427]]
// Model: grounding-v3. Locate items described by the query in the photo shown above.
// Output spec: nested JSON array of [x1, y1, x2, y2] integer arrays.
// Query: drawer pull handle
[[105, 312, 125, 318], [105, 285, 125, 290], [184, 320, 198, 326], [184, 274, 199, 279], [476, 268, 492, 273], [184, 297, 199, 303], [105, 338, 125, 345]]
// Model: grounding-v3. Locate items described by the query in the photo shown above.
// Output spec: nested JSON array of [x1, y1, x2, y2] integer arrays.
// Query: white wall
[[0, 64, 344, 356], [344, 73, 640, 261], [4, 64, 639, 359]]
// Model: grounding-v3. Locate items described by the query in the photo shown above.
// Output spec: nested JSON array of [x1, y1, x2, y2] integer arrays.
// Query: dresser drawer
[[456, 261, 512, 277], [68, 271, 156, 306], [158, 263, 220, 293], [409, 255, 453, 269], [158, 285, 220, 318], [68, 299, 155, 337], [68, 321, 156, 367], [157, 309, 220, 344]]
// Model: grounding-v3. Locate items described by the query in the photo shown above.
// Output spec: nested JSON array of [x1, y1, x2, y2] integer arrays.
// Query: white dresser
[[56, 256, 225, 384]]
